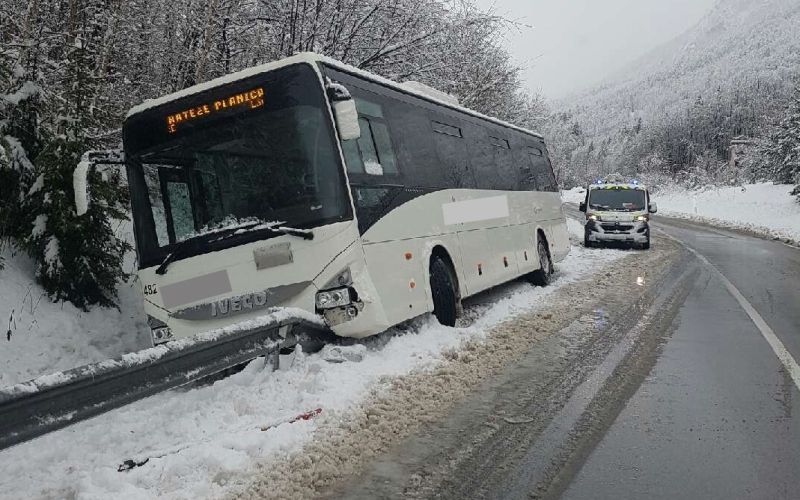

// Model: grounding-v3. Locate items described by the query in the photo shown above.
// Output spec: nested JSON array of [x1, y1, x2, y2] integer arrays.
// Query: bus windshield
[[588, 188, 646, 211], [124, 64, 351, 268]]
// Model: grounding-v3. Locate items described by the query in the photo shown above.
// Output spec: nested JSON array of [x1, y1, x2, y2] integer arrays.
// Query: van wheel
[[642, 237, 651, 250], [529, 239, 553, 287], [429, 256, 458, 327]]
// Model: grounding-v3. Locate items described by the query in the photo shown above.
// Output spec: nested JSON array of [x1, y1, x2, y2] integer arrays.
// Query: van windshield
[[588, 188, 646, 211], [124, 64, 351, 269]]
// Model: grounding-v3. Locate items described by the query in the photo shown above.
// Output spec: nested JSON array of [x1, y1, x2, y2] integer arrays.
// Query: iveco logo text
[[211, 290, 269, 317]]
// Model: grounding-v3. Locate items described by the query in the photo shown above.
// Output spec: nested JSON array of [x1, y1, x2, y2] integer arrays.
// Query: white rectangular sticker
[[442, 195, 510, 225]]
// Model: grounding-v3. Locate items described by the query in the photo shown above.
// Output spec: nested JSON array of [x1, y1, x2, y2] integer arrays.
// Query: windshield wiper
[[155, 222, 263, 275], [155, 237, 209, 275], [155, 223, 314, 275], [272, 226, 314, 240]]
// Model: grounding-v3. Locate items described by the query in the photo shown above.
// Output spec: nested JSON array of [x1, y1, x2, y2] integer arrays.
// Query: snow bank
[[655, 183, 800, 244], [561, 186, 587, 204], [0, 239, 624, 500], [0, 225, 151, 389]]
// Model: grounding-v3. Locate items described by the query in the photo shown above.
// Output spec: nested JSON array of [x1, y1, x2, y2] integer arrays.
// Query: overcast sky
[[475, 0, 717, 100]]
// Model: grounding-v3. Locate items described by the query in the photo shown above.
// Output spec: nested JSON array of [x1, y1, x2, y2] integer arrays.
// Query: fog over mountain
[[546, 0, 800, 187], [566, 0, 800, 135]]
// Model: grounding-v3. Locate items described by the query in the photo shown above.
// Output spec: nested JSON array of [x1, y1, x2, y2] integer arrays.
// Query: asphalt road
[[562, 213, 800, 499], [328, 209, 800, 500]]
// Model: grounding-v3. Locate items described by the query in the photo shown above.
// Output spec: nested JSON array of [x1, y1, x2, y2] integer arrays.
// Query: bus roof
[[125, 52, 543, 140]]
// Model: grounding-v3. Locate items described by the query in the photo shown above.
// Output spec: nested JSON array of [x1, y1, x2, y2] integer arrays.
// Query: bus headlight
[[315, 288, 352, 309], [148, 315, 173, 344]]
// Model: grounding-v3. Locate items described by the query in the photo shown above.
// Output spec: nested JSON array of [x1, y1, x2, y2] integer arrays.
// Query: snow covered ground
[[561, 186, 587, 205], [0, 242, 151, 388], [0, 224, 625, 500], [561, 183, 800, 244], [654, 183, 800, 244]]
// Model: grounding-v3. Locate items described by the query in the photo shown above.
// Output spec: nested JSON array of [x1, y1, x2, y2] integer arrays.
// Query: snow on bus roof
[[125, 52, 544, 140]]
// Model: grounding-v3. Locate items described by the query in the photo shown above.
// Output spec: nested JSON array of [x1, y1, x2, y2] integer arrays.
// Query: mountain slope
[[566, 0, 800, 136]]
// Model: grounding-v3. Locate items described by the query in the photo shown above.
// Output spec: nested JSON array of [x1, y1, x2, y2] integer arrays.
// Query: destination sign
[[166, 87, 265, 133]]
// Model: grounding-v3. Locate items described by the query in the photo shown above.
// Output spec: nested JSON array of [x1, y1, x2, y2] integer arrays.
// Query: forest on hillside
[[545, 0, 800, 191]]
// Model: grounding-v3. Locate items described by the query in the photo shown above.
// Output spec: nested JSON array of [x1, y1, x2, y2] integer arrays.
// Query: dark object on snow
[[118, 458, 149, 472]]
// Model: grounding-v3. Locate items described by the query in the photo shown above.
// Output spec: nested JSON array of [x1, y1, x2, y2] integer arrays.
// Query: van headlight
[[315, 287, 352, 309], [635, 215, 649, 222]]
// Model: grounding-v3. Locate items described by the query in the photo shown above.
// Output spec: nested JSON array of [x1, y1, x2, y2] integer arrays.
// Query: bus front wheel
[[429, 256, 458, 327]]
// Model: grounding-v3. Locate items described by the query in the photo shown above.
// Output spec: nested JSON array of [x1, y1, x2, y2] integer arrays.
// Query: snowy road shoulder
[[0, 231, 638, 500]]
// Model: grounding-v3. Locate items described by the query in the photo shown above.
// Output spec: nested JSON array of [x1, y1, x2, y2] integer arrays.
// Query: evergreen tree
[[0, 4, 43, 269], [22, 0, 131, 309], [760, 83, 800, 200]]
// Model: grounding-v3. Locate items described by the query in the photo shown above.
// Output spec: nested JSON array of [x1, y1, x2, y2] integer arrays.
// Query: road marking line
[[667, 235, 800, 392]]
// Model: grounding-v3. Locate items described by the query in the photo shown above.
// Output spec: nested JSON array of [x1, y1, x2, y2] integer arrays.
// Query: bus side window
[[527, 147, 558, 192], [344, 98, 399, 176], [434, 117, 474, 189], [342, 138, 364, 174]]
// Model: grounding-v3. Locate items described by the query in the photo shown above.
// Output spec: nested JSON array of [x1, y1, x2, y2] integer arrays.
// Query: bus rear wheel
[[429, 256, 458, 327], [529, 239, 553, 287]]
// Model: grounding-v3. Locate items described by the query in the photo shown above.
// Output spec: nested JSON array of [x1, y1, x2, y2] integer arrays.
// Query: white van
[[579, 179, 657, 249]]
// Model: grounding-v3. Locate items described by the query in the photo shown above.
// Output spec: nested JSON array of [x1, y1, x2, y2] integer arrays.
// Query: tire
[[529, 238, 553, 287], [429, 256, 458, 327], [641, 229, 651, 250]]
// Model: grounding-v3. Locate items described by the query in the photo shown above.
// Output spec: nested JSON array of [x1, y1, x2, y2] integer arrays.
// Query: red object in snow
[[290, 408, 322, 423], [260, 408, 323, 431]]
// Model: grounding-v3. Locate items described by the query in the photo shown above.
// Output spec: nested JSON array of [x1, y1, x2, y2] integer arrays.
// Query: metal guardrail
[[0, 318, 316, 451]]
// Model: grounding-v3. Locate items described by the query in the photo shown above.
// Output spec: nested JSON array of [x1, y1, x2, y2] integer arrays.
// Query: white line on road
[[658, 230, 800, 392]]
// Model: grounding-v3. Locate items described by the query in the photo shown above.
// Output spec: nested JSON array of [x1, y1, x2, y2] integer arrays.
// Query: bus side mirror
[[649, 202, 658, 214], [333, 99, 361, 141], [326, 81, 361, 141], [579, 202, 587, 212], [73, 150, 125, 216], [74, 157, 92, 216]]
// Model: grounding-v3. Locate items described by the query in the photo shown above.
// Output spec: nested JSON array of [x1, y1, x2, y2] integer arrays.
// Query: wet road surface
[[328, 210, 800, 499], [563, 216, 800, 499]]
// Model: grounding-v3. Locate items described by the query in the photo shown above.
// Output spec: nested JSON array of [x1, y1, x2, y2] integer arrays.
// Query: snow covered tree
[[760, 82, 800, 199], [21, 0, 131, 308], [0, 0, 45, 268]]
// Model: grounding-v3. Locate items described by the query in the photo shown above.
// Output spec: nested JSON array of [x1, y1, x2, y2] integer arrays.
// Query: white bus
[[104, 53, 568, 345]]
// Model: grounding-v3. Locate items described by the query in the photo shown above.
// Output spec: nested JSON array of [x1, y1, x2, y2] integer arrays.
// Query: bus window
[[348, 98, 399, 176], [370, 122, 398, 174], [357, 117, 382, 174], [528, 147, 558, 192], [165, 181, 195, 241], [341, 139, 364, 174], [142, 164, 171, 246]]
